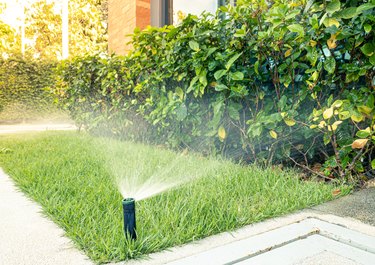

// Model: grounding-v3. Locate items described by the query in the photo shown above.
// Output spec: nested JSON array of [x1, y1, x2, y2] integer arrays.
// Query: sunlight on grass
[[0, 131, 351, 263]]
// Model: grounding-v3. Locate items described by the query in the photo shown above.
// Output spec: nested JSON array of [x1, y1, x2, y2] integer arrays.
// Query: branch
[[287, 155, 334, 181]]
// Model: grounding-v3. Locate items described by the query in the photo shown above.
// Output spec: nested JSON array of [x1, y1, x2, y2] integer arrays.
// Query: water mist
[[98, 137, 224, 240]]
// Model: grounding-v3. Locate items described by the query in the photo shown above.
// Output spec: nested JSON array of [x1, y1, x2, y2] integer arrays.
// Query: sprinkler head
[[122, 198, 136, 240]]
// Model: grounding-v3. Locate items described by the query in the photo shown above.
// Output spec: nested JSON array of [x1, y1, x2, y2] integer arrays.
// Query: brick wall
[[108, 0, 151, 55], [136, 0, 151, 29]]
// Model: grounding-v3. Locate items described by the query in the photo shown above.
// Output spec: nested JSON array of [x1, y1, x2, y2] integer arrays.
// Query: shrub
[[0, 54, 59, 123], [58, 1, 375, 181]]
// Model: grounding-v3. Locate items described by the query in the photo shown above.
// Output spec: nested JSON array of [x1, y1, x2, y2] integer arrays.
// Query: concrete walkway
[[313, 186, 375, 226], [0, 123, 76, 134], [0, 169, 93, 265]]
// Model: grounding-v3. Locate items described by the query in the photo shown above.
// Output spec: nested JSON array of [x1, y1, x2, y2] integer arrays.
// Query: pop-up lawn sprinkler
[[122, 198, 136, 240]]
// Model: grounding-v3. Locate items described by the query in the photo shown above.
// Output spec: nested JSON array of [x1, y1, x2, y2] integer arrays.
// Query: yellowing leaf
[[175, 87, 184, 100], [290, 2, 300, 7], [324, 18, 340, 28], [284, 118, 296, 126], [310, 40, 317, 47], [296, 144, 304, 150], [280, 112, 287, 118], [332, 100, 343, 108], [310, 124, 318, 129], [313, 108, 322, 117], [327, 34, 337, 49], [338, 111, 350, 120], [332, 120, 343, 127], [328, 120, 342, 131], [323, 107, 334, 119], [358, 105, 373, 115], [318, 120, 326, 128], [352, 139, 368, 149], [218, 126, 226, 141], [284, 49, 292, 57], [310, 71, 319, 81], [351, 114, 363, 123], [269, 130, 278, 139]]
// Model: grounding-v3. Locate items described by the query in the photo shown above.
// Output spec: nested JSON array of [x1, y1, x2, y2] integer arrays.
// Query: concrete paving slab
[[294, 251, 358, 265], [239, 234, 374, 265], [163, 217, 375, 265], [0, 169, 92, 265], [163, 218, 320, 265]]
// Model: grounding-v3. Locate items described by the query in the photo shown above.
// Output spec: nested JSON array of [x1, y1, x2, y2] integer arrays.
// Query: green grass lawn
[[0, 131, 350, 263]]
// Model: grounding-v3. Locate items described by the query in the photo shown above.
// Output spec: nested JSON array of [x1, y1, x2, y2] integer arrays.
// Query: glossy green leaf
[[357, 3, 375, 13], [336, 7, 358, 19], [199, 70, 207, 87], [326, 0, 341, 14], [287, 24, 304, 37], [254, 60, 259, 75], [369, 54, 375, 66], [214, 69, 227, 80], [361, 43, 374, 57], [225, 53, 242, 70], [356, 128, 371, 138], [364, 24, 372, 34], [215, 83, 228, 91], [231, 71, 244, 81], [188, 41, 200, 52], [227, 102, 242, 121], [175, 104, 187, 121], [324, 57, 336, 74]]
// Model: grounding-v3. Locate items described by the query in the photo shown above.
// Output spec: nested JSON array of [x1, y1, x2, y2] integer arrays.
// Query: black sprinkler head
[[122, 198, 136, 240]]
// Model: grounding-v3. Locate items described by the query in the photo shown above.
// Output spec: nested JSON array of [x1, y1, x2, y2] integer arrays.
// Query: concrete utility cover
[[166, 218, 375, 265]]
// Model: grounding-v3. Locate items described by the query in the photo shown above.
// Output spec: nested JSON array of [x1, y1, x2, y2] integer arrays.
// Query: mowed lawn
[[0, 131, 350, 263]]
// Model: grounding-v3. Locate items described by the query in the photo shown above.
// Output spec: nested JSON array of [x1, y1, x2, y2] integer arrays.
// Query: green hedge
[[0, 54, 58, 123], [58, 1, 375, 181]]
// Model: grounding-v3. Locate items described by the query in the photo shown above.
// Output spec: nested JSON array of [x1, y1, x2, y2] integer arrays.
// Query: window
[[151, 0, 172, 27], [173, 0, 218, 24], [151, 0, 232, 27]]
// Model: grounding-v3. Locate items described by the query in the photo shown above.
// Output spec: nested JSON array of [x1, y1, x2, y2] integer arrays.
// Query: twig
[[287, 155, 334, 181]]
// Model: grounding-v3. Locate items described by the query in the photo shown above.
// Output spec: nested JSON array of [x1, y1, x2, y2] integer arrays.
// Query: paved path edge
[[116, 199, 375, 265]]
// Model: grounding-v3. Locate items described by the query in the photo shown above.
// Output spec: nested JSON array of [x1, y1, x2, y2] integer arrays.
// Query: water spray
[[122, 198, 136, 240]]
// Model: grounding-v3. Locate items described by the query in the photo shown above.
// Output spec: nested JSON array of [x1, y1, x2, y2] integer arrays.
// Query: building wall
[[136, 0, 151, 29], [108, 0, 151, 55], [108, 0, 226, 55]]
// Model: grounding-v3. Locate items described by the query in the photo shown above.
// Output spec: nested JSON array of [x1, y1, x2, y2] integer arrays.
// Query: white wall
[[173, 0, 218, 24]]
